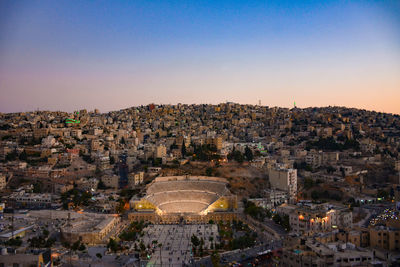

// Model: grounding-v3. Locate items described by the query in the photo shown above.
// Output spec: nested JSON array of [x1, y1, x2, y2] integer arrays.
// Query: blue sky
[[1, 0, 399, 113]]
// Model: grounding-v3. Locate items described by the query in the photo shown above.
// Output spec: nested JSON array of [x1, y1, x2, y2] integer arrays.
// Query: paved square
[[139, 224, 219, 266]]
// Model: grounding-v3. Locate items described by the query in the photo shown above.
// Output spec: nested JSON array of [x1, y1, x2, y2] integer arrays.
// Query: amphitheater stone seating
[[143, 176, 229, 214], [158, 202, 209, 213]]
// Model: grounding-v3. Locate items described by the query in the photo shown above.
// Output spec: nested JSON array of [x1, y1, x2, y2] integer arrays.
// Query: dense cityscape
[[0, 103, 400, 266], [1, 0, 400, 266]]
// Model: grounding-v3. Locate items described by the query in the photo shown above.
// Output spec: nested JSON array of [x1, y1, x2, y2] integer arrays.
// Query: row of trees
[[243, 199, 271, 221], [306, 137, 360, 151], [119, 221, 147, 241], [227, 146, 253, 163]]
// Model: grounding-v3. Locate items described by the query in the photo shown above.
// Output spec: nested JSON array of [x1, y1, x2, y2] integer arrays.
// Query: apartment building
[[269, 167, 297, 199], [128, 171, 144, 187], [277, 203, 352, 234]]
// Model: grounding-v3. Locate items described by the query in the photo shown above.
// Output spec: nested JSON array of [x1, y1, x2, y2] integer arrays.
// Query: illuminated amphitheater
[[129, 176, 237, 224]]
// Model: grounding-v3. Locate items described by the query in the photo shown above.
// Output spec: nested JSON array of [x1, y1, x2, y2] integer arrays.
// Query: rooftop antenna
[[259, 100, 261, 106]]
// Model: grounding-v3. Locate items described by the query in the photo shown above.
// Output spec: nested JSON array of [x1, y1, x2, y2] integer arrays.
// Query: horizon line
[[1, 103, 399, 116]]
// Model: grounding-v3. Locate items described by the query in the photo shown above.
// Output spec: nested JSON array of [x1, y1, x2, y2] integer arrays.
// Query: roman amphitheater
[[129, 176, 237, 224]]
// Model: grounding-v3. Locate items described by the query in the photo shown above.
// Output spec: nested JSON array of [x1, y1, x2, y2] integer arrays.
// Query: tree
[[377, 190, 389, 199], [33, 182, 43, 193], [181, 140, 186, 157], [72, 240, 81, 251], [304, 178, 314, 190], [191, 234, 200, 247], [211, 251, 220, 267], [95, 166, 102, 175], [233, 150, 244, 163], [5, 151, 18, 162], [206, 167, 214, 176], [19, 150, 27, 161], [78, 243, 86, 251], [311, 190, 320, 200], [96, 253, 102, 259], [97, 180, 107, 190], [107, 238, 119, 253], [5, 237, 22, 247], [244, 146, 253, 161], [327, 166, 336, 174]]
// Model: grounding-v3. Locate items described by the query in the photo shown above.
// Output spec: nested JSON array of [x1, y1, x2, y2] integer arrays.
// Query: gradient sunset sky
[[1, 1, 399, 114]]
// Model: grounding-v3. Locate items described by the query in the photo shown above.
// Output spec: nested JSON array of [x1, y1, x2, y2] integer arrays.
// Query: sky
[[0, 0, 400, 114]]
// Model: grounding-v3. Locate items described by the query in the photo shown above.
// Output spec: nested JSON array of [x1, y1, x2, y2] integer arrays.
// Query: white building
[[249, 190, 287, 209], [41, 135, 56, 148], [306, 150, 339, 168], [7, 191, 52, 209], [277, 202, 353, 234]]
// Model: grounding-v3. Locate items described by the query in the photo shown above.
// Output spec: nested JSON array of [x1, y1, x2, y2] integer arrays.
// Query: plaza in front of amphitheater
[[128, 176, 243, 266], [139, 224, 219, 266]]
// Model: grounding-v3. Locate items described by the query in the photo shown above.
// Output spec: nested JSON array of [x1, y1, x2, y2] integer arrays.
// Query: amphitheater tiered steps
[[144, 176, 228, 214]]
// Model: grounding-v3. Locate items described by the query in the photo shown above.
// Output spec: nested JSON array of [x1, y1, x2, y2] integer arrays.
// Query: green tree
[[33, 182, 45, 193], [97, 180, 108, 190], [5, 237, 22, 247], [233, 150, 244, 163], [72, 240, 81, 251], [311, 190, 320, 200], [206, 167, 214, 176], [107, 238, 119, 253], [211, 251, 220, 267], [181, 140, 186, 157], [19, 150, 27, 161], [304, 178, 314, 190], [244, 146, 253, 161], [191, 234, 200, 247], [78, 243, 86, 251], [5, 151, 18, 162], [377, 190, 389, 199]]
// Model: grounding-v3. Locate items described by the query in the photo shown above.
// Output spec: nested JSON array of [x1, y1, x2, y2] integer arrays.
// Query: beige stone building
[[0, 174, 6, 190], [269, 167, 297, 199], [101, 175, 119, 189]]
